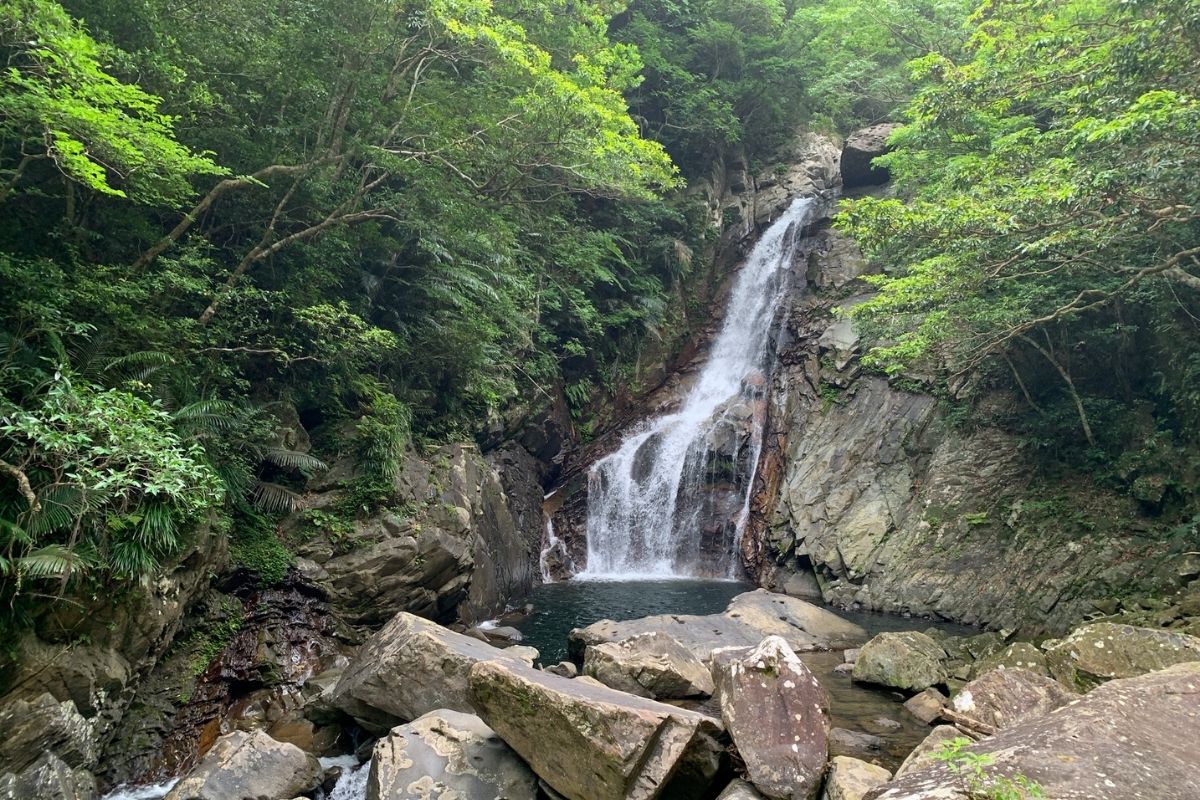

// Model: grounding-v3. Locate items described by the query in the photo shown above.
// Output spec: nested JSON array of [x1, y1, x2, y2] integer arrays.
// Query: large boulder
[[712, 637, 830, 800], [583, 632, 714, 699], [163, 730, 321, 800], [0, 752, 97, 800], [331, 612, 534, 733], [950, 667, 1075, 731], [852, 632, 947, 693], [839, 124, 899, 188], [469, 658, 725, 800], [821, 756, 891, 800], [867, 662, 1200, 799], [570, 590, 866, 663], [971, 641, 1049, 678], [367, 709, 536, 800], [0, 692, 96, 774], [1043, 622, 1200, 691]]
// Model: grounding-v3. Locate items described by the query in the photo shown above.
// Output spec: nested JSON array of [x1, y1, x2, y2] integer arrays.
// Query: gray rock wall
[[746, 224, 1186, 636]]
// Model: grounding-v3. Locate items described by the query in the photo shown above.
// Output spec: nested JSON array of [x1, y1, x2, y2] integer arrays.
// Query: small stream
[[518, 579, 975, 770]]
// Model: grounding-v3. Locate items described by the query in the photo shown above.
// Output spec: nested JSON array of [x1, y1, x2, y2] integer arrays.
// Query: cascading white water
[[578, 197, 819, 579]]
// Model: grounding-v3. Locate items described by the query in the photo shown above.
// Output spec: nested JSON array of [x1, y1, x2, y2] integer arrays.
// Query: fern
[[259, 447, 327, 474], [252, 482, 303, 513]]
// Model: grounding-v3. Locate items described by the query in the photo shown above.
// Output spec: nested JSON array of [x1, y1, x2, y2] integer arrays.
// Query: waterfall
[[578, 197, 818, 579]]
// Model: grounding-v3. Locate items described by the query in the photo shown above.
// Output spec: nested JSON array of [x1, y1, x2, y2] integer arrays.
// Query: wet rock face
[[367, 709, 537, 800], [332, 612, 535, 734], [583, 632, 714, 699], [570, 590, 866, 664], [1042, 622, 1200, 691], [852, 632, 948, 693], [712, 637, 831, 800], [839, 125, 899, 188], [163, 730, 321, 800], [867, 662, 1200, 800], [468, 658, 726, 800], [949, 667, 1074, 732]]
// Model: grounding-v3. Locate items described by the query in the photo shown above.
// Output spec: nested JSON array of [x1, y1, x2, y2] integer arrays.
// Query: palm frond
[[24, 485, 86, 535], [252, 481, 303, 513], [104, 350, 174, 382], [14, 544, 88, 579], [260, 447, 327, 474], [136, 502, 179, 552]]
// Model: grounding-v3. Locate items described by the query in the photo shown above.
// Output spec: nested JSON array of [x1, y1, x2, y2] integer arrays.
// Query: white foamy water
[[327, 759, 370, 800], [579, 197, 817, 579], [100, 779, 178, 800]]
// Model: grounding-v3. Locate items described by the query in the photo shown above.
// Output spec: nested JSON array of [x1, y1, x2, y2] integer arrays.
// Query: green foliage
[[0, 0, 224, 204], [933, 737, 1044, 799], [228, 515, 291, 585], [839, 0, 1200, 487]]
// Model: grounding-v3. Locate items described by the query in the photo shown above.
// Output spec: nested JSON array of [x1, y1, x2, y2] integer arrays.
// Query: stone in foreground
[[950, 667, 1074, 731], [0, 751, 97, 800], [712, 636, 830, 800], [164, 730, 321, 800], [583, 631, 714, 699], [821, 756, 891, 800], [570, 590, 866, 663], [867, 662, 1200, 799], [332, 612, 534, 733], [892, 725, 960, 779], [1042, 622, 1200, 691], [367, 709, 536, 800], [851, 632, 947, 693], [719, 778, 767, 799], [469, 658, 724, 800], [0, 693, 96, 774]]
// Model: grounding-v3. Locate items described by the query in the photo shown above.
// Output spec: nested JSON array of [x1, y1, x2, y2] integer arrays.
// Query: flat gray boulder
[[950, 667, 1074, 731], [469, 658, 725, 800], [332, 612, 535, 733], [583, 631, 714, 699], [1043, 622, 1200, 691], [867, 662, 1200, 799], [570, 590, 865, 663], [367, 709, 536, 800], [713, 637, 831, 799], [164, 730, 321, 800], [970, 642, 1049, 678], [852, 632, 947, 692]]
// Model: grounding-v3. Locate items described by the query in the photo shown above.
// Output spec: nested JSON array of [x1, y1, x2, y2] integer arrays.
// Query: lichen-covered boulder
[[852, 632, 947, 693], [892, 725, 960, 778], [821, 756, 891, 800], [332, 612, 534, 733], [868, 662, 1200, 799], [469, 658, 724, 800], [583, 632, 714, 699], [951, 667, 1075, 731], [1043, 622, 1200, 691], [367, 709, 536, 800], [164, 730, 321, 800], [971, 642, 1049, 678], [712, 637, 830, 800]]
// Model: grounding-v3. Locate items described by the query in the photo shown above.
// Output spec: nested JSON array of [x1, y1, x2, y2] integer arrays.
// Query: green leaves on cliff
[[840, 0, 1200, 457]]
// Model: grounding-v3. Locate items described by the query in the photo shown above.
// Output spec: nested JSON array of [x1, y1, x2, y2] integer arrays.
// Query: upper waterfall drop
[[578, 196, 820, 580]]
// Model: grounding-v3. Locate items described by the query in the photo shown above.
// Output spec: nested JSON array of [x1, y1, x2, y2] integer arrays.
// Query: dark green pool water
[[516, 578, 977, 770]]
